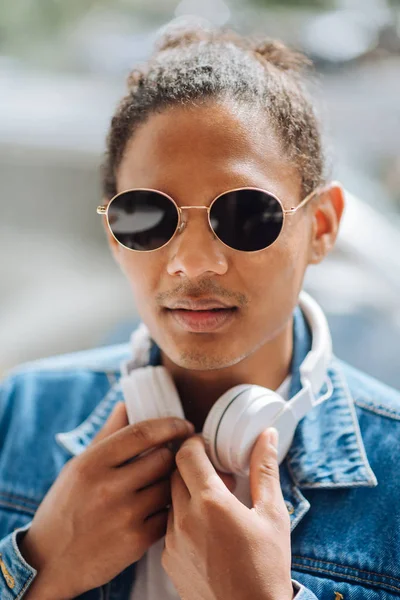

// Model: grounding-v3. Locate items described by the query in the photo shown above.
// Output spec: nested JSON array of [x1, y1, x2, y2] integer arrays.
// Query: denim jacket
[[1, 306, 400, 600]]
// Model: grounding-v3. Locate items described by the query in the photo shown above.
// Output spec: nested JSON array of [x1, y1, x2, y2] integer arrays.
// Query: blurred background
[[1, 0, 400, 387]]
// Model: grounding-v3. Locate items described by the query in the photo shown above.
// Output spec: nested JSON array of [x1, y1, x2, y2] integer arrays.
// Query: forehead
[[116, 100, 301, 202]]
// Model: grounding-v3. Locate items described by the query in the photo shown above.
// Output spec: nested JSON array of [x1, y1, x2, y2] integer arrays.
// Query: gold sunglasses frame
[[97, 185, 321, 253]]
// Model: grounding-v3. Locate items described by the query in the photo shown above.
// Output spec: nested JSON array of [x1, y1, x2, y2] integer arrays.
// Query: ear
[[308, 182, 345, 265]]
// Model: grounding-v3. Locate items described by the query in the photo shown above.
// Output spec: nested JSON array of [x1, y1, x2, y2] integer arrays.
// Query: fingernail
[[268, 427, 279, 450]]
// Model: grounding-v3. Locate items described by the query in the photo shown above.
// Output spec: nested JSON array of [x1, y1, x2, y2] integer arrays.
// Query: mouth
[[165, 307, 238, 333]]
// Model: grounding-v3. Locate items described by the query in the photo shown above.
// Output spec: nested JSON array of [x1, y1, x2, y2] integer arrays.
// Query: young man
[[1, 23, 399, 600]]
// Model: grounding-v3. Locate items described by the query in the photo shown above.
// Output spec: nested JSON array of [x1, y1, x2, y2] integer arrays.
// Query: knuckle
[[259, 462, 279, 481], [72, 456, 91, 480], [169, 418, 181, 436], [198, 489, 223, 513], [170, 417, 191, 438], [158, 446, 174, 468], [133, 422, 153, 444], [175, 511, 189, 532], [96, 480, 114, 506], [120, 503, 137, 528], [175, 444, 191, 463]]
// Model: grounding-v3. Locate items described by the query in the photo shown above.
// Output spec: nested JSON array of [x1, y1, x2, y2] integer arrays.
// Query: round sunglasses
[[97, 186, 320, 253]]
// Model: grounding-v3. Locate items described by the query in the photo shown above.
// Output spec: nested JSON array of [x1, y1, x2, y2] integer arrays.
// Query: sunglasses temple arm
[[97, 206, 107, 215], [284, 185, 327, 215]]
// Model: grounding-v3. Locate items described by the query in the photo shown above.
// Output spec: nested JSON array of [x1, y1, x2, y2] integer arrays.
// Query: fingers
[[119, 445, 176, 491], [136, 478, 172, 521], [91, 402, 129, 446], [250, 427, 284, 515], [90, 417, 194, 468]]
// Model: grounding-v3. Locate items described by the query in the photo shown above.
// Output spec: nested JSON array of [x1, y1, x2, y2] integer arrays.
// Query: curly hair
[[101, 20, 326, 200]]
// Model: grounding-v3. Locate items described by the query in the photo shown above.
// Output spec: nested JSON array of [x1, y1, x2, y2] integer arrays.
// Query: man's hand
[[161, 427, 295, 600], [20, 403, 195, 599]]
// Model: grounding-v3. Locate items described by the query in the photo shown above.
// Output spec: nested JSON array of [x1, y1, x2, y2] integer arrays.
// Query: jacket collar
[[286, 304, 377, 490], [55, 302, 377, 532]]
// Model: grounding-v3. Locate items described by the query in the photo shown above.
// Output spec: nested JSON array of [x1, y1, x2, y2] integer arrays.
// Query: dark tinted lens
[[210, 189, 284, 251], [107, 190, 178, 251]]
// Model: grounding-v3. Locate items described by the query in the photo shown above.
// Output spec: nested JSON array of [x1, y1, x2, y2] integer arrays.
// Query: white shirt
[[130, 375, 291, 599]]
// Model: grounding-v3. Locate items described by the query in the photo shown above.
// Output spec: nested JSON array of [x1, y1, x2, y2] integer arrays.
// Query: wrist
[[270, 582, 297, 600], [19, 535, 74, 600], [23, 574, 73, 600]]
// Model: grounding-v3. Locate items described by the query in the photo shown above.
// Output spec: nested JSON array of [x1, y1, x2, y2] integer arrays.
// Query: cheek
[[277, 217, 310, 279], [238, 231, 309, 336], [118, 251, 161, 304], [243, 239, 304, 299]]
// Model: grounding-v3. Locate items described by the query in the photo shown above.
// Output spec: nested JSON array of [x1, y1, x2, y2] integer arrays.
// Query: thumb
[[249, 427, 283, 515], [91, 401, 129, 446]]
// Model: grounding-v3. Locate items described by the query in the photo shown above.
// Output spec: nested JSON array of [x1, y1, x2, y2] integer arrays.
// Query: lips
[[166, 306, 238, 332], [167, 299, 235, 311]]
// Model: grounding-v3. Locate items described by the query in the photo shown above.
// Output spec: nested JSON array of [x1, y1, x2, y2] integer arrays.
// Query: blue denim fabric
[[1, 305, 400, 599]]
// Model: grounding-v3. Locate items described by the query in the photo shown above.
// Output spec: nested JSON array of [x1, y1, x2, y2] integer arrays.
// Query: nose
[[166, 208, 228, 278]]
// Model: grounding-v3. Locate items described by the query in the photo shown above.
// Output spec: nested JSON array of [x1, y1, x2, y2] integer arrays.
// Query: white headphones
[[120, 291, 333, 476]]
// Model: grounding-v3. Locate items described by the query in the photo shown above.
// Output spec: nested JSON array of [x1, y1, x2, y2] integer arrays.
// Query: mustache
[[155, 280, 248, 308]]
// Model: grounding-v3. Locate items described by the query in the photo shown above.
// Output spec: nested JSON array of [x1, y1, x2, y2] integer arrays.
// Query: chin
[[166, 340, 249, 371], [153, 310, 257, 370]]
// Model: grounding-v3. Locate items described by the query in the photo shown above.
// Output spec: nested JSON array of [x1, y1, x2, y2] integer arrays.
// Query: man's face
[[106, 101, 317, 371]]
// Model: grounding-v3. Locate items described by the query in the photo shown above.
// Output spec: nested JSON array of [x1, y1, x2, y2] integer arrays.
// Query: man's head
[[100, 23, 344, 372]]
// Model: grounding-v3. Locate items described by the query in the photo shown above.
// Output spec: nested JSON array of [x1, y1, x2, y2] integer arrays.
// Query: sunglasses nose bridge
[[178, 205, 211, 234]]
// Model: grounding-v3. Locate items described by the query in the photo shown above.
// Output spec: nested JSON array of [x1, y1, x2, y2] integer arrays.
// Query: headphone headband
[[298, 290, 332, 396]]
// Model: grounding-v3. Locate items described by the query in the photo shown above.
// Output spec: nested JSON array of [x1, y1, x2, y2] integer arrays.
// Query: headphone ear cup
[[121, 366, 184, 425], [271, 407, 298, 465], [202, 385, 252, 473], [203, 385, 290, 476]]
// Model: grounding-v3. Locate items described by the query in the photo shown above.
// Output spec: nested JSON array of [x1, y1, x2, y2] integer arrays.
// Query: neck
[[160, 316, 294, 433]]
